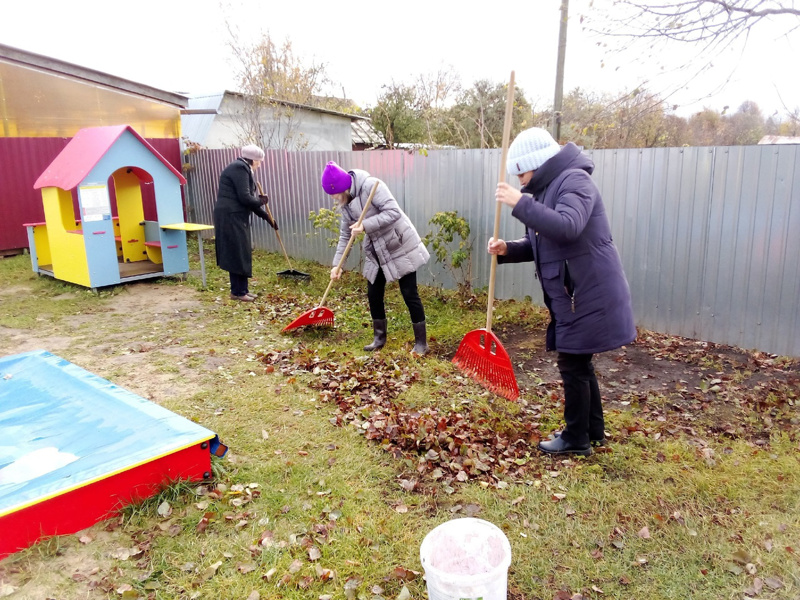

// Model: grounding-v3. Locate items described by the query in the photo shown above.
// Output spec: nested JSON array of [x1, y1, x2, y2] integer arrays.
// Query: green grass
[[1, 248, 798, 600]]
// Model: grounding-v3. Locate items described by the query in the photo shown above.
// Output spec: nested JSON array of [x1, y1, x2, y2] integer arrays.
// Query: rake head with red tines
[[452, 328, 519, 401], [282, 180, 381, 335], [452, 72, 519, 402], [282, 306, 334, 332]]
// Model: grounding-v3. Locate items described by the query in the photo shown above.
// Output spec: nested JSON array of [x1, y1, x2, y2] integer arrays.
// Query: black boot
[[538, 436, 592, 456], [363, 319, 387, 351], [411, 321, 428, 355], [551, 430, 606, 446]]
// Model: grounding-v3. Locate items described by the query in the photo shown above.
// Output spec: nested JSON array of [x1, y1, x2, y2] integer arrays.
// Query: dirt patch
[[497, 323, 800, 443], [0, 328, 75, 355], [106, 283, 203, 318], [0, 282, 226, 405], [0, 522, 128, 600]]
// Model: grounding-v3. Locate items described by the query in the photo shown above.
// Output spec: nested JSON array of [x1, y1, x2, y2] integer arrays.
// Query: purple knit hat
[[321, 161, 352, 195]]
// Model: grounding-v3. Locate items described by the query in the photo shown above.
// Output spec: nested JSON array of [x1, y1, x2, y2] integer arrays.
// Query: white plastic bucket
[[419, 517, 512, 600]]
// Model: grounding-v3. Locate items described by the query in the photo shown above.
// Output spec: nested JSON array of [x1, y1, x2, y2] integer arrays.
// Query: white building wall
[[184, 93, 351, 151]]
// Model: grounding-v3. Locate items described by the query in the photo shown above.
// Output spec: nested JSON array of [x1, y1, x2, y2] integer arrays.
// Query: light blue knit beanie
[[506, 127, 561, 175]]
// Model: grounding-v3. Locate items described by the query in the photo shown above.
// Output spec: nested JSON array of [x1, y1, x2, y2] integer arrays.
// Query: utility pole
[[553, 0, 569, 142]]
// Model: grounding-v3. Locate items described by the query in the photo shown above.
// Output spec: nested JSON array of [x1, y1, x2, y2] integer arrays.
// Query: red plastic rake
[[452, 71, 520, 402], [282, 181, 379, 332]]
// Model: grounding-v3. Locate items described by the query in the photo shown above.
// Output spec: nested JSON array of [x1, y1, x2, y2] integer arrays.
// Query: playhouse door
[[111, 169, 148, 264]]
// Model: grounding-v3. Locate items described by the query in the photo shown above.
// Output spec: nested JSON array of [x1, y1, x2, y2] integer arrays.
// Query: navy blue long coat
[[213, 158, 271, 277], [499, 142, 636, 354]]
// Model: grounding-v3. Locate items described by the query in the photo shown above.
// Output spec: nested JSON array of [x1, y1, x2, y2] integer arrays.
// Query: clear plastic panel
[[0, 62, 180, 138]]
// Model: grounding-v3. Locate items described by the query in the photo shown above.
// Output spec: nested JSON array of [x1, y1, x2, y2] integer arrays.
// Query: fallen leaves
[[110, 547, 144, 561], [258, 348, 543, 485], [763, 576, 784, 590], [196, 511, 215, 533], [157, 500, 172, 518], [193, 560, 223, 586]]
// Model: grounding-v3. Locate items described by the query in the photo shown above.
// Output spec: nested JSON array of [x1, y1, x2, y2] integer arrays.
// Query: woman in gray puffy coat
[[490, 128, 636, 456], [322, 161, 430, 354]]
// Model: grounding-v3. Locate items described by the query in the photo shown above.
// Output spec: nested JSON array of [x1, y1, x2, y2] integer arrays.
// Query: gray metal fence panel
[[185, 144, 800, 356], [773, 146, 800, 356]]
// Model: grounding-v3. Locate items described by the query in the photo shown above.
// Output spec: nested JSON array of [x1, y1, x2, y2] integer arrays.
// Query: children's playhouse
[[25, 124, 206, 289]]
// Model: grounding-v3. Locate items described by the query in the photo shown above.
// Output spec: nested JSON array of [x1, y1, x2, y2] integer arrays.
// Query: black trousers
[[367, 269, 425, 323], [229, 272, 249, 297], [556, 352, 605, 446]]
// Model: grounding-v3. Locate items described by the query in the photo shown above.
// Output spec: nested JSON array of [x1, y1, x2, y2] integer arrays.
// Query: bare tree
[[722, 100, 765, 144], [415, 68, 462, 146], [581, 1, 800, 113], [561, 86, 674, 148], [586, 1, 799, 50], [780, 108, 800, 135], [227, 27, 333, 150]]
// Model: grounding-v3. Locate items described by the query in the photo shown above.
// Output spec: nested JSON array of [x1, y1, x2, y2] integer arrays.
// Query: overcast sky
[[2, 0, 798, 119]]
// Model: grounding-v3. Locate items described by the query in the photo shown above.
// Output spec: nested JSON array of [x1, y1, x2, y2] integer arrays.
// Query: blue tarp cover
[[0, 350, 214, 515]]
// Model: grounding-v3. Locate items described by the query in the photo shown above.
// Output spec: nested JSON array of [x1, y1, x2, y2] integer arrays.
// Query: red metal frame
[[0, 441, 211, 560]]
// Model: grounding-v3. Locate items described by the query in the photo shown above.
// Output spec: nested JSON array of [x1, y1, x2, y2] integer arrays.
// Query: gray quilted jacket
[[333, 169, 429, 284]]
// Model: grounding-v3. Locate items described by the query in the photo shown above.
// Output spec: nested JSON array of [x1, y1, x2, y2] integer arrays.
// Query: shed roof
[[0, 43, 188, 108], [352, 119, 386, 147], [758, 135, 800, 145], [34, 125, 186, 190], [181, 93, 226, 147]]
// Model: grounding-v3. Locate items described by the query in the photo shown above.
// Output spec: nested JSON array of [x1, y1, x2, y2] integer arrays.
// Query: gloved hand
[[258, 194, 270, 205], [267, 215, 279, 231]]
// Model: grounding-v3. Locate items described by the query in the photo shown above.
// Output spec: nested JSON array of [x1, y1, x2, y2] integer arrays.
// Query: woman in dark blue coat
[[490, 128, 636, 456], [213, 145, 277, 301]]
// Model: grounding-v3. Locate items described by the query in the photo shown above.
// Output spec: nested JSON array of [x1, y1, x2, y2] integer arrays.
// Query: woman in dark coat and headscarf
[[213, 144, 277, 301], [489, 127, 636, 456]]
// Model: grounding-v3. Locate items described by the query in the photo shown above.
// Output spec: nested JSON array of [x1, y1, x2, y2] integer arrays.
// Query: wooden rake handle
[[256, 181, 294, 270], [318, 180, 380, 308], [486, 71, 516, 332]]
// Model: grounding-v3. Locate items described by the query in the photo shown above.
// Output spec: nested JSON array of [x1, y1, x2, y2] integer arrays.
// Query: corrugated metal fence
[[185, 145, 800, 357]]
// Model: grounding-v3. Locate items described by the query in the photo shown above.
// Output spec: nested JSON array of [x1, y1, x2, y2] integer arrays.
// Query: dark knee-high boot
[[364, 319, 387, 351], [411, 321, 428, 355]]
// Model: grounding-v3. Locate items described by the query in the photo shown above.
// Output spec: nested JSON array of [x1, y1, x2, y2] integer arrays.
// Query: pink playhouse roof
[[33, 125, 186, 190]]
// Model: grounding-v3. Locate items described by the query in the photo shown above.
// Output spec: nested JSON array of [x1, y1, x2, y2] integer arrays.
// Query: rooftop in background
[[0, 43, 188, 108], [181, 91, 385, 151], [0, 43, 187, 138], [758, 135, 800, 145]]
